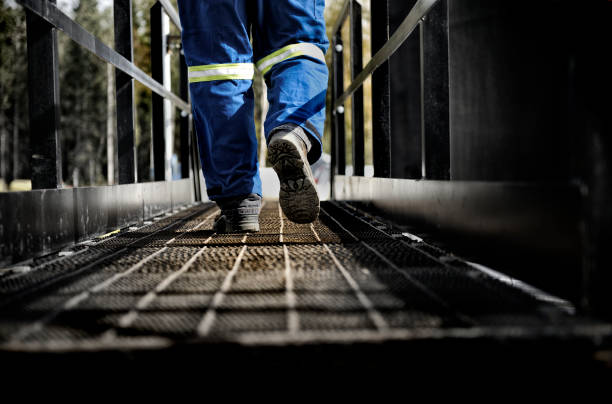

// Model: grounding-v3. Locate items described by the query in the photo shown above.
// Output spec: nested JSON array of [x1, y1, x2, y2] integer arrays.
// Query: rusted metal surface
[[0, 201, 609, 352]]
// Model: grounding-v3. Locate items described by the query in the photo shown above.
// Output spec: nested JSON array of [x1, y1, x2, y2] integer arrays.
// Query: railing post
[[190, 127, 202, 202], [389, 0, 421, 179], [332, 34, 345, 176], [371, 0, 392, 178], [350, 0, 364, 177], [151, 2, 166, 181], [179, 51, 190, 179], [26, 0, 62, 189], [114, 0, 137, 184], [420, 0, 450, 179]]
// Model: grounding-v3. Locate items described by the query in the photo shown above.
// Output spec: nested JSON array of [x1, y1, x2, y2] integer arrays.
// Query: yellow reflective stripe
[[188, 63, 254, 83], [259, 52, 306, 76], [256, 43, 326, 76], [255, 44, 297, 68], [190, 74, 253, 83], [188, 63, 250, 72]]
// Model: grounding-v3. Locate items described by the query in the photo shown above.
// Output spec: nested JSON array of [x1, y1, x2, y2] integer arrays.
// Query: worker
[[177, 0, 329, 232]]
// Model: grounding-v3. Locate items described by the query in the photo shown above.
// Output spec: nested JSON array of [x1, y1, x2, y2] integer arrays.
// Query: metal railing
[[328, 0, 612, 317], [330, 0, 448, 180], [1, 0, 203, 265]]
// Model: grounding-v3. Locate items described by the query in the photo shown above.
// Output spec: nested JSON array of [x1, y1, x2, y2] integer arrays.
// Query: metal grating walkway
[[0, 201, 610, 352]]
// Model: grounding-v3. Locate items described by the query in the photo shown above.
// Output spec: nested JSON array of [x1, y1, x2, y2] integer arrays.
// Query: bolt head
[[335, 44, 343, 52], [336, 106, 345, 114]]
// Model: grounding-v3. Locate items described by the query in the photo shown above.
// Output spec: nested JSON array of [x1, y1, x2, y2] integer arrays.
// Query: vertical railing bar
[[190, 125, 202, 202], [333, 34, 346, 176], [151, 2, 166, 181], [26, 0, 62, 189], [114, 0, 137, 184], [350, 0, 365, 177], [330, 37, 337, 197], [179, 51, 190, 179], [371, 0, 392, 178], [420, 0, 450, 180], [419, 19, 426, 179]]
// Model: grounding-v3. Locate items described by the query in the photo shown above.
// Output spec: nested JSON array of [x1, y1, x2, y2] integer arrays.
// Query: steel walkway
[[1, 200, 610, 357]]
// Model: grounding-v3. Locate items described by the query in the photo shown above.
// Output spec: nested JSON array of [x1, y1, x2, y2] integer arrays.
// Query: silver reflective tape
[[188, 63, 254, 82], [256, 43, 326, 75]]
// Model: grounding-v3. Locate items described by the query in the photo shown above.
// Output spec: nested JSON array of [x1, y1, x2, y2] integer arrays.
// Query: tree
[[59, 0, 111, 186], [0, 1, 29, 187]]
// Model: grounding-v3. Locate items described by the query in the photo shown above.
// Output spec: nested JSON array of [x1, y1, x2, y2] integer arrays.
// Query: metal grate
[[0, 201, 610, 351]]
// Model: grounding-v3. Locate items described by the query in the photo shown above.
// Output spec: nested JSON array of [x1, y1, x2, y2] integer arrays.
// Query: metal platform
[[1, 200, 610, 358]]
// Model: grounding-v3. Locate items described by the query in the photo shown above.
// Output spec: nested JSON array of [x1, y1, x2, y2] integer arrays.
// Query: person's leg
[[177, 0, 261, 232], [177, 0, 261, 202], [252, 0, 329, 223]]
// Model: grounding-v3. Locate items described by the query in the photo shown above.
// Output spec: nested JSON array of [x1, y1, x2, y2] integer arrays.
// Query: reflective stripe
[[256, 43, 326, 76], [188, 63, 254, 83]]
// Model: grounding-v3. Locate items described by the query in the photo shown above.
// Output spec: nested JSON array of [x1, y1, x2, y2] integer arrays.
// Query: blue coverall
[[177, 0, 329, 200]]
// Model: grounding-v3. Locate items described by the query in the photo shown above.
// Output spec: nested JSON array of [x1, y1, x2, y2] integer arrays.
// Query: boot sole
[[267, 139, 320, 224]]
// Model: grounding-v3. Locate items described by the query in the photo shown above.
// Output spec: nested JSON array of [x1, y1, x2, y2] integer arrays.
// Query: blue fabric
[[177, 0, 329, 200]]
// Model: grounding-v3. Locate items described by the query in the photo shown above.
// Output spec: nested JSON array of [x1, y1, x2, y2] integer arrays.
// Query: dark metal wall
[[448, 0, 572, 181], [0, 179, 196, 266], [445, 0, 611, 316], [335, 0, 611, 317], [388, 0, 421, 179]]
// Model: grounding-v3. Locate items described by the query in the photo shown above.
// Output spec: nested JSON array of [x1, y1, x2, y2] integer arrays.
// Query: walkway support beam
[[114, 0, 137, 184], [26, 0, 62, 189]]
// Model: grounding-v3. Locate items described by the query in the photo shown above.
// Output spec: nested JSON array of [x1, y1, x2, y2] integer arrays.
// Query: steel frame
[[0, 0, 203, 265], [329, 0, 611, 316]]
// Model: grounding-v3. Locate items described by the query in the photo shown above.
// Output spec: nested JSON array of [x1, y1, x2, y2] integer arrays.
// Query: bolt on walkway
[[0, 201, 610, 352]]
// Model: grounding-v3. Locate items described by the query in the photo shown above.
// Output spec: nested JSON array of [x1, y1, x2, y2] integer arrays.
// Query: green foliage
[[324, 0, 373, 167], [0, 0, 372, 189], [0, 1, 29, 183], [59, 0, 111, 186]]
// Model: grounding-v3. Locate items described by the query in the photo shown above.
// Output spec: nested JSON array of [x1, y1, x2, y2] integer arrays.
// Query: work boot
[[213, 193, 261, 233], [267, 125, 319, 224]]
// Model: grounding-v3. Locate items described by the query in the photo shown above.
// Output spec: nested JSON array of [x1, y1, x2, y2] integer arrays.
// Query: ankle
[[269, 124, 311, 152]]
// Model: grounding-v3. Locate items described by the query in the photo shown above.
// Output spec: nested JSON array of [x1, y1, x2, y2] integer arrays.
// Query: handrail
[[158, 0, 182, 30], [333, 0, 439, 110], [331, 0, 351, 36], [16, 0, 189, 112]]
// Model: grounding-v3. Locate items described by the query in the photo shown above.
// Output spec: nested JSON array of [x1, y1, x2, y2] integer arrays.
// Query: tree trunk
[[0, 111, 7, 183], [106, 63, 115, 185], [12, 100, 19, 182]]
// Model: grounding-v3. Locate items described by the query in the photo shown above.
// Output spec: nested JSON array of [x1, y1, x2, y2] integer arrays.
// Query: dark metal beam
[[179, 52, 190, 179], [420, 0, 450, 179], [190, 128, 202, 202], [114, 0, 136, 184], [332, 34, 345, 176], [370, 0, 391, 178], [151, 2, 166, 181], [26, 1, 62, 189], [389, 0, 421, 179], [350, 0, 364, 177]]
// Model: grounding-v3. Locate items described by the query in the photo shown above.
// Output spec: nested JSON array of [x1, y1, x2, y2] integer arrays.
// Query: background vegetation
[[0, 0, 372, 190]]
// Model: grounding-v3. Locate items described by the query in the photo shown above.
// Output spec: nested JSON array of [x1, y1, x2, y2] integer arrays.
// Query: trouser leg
[[252, 0, 329, 164], [177, 0, 261, 200]]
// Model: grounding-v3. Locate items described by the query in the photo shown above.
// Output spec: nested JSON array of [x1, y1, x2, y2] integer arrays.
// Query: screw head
[[335, 44, 343, 52], [336, 105, 345, 114]]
